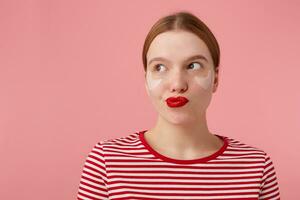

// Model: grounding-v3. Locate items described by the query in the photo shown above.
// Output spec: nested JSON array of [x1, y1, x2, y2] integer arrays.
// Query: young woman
[[77, 11, 280, 200]]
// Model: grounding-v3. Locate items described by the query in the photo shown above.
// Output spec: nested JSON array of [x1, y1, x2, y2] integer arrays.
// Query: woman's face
[[145, 30, 218, 125]]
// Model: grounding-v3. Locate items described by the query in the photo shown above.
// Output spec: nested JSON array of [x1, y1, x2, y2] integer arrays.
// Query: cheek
[[147, 77, 162, 91], [193, 69, 214, 90], [146, 73, 163, 98]]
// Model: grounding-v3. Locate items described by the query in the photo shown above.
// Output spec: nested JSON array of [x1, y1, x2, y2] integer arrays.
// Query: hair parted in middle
[[142, 11, 220, 74]]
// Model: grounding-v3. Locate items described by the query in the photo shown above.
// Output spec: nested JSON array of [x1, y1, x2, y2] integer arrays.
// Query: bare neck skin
[[144, 112, 224, 160]]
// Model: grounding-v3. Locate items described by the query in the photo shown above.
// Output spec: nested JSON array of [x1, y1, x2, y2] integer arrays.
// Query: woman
[[77, 11, 280, 200]]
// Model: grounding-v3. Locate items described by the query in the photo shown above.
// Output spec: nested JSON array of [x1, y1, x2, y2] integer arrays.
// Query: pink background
[[1, 0, 299, 199]]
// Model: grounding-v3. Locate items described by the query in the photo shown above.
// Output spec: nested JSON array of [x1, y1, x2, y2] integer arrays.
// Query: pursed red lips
[[165, 96, 189, 107]]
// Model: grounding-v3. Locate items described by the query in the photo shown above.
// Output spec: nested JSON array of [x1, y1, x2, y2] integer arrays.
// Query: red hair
[[142, 11, 220, 73]]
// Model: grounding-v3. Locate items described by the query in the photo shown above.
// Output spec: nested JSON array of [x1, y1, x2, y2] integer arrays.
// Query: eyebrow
[[148, 54, 208, 66]]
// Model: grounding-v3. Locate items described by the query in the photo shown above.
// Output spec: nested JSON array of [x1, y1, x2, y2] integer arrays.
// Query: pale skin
[[144, 30, 224, 160]]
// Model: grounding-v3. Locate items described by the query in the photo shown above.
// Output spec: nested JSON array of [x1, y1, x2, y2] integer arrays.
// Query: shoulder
[[100, 131, 140, 146], [219, 134, 279, 177], [220, 134, 273, 160], [94, 131, 141, 151]]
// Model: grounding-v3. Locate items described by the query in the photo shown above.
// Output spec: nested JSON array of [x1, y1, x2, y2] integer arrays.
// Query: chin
[[164, 113, 197, 125]]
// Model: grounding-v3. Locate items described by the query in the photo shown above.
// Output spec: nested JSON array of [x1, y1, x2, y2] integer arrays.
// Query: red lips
[[166, 96, 189, 107]]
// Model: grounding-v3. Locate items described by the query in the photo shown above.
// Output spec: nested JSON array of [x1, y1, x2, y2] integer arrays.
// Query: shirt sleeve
[[77, 141, 109, 200], [259, 152, 280, 199]]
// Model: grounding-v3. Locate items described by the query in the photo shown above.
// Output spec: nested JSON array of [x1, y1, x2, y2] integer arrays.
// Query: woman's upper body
[[77, 11, 280, 199], [76, 130, 280, 200]]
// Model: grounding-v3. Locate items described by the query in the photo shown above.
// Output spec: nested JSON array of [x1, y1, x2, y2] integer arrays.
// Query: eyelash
[[154, 62, 203, 72], [153, 64, 163, 71], [188, 62, 203, 69]]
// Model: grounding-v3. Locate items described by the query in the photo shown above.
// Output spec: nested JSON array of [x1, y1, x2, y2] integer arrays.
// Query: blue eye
[[188, 62, 202, 70]]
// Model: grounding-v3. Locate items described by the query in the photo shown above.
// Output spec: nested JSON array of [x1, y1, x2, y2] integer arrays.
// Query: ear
[[212, 67, 219, 93]]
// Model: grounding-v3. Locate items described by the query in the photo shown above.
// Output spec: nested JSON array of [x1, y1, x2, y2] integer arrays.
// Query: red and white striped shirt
[[77, 130, 280, 200]]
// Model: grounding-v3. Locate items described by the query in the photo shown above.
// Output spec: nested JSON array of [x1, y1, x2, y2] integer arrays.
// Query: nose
[[169, 70, 188, 93]]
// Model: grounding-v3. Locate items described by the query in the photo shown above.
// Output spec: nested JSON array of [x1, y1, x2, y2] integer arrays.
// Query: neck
[[148, 112, 218, 151]]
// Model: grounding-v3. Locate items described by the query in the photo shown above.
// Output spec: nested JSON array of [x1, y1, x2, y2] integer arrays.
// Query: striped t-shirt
[[77, 130, 280, 200]]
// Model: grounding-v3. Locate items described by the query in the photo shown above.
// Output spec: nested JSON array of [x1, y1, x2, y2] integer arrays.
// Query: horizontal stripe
[[77, 130, 280, 200]]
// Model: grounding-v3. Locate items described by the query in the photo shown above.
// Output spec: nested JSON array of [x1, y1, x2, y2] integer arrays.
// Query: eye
[[188, 62, 203, 70], [154, 64, 166, 72]]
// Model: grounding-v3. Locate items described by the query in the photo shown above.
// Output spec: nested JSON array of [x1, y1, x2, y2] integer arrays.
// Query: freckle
[[194, 70, 213, 90]]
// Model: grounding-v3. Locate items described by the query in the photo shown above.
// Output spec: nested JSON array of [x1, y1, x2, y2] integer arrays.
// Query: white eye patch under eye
[[146, 73, 162, 90], [194, 69, 214, 90]]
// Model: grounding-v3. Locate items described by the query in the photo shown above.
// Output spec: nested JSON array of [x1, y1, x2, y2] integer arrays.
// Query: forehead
[[147, 30, 212, 63]]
